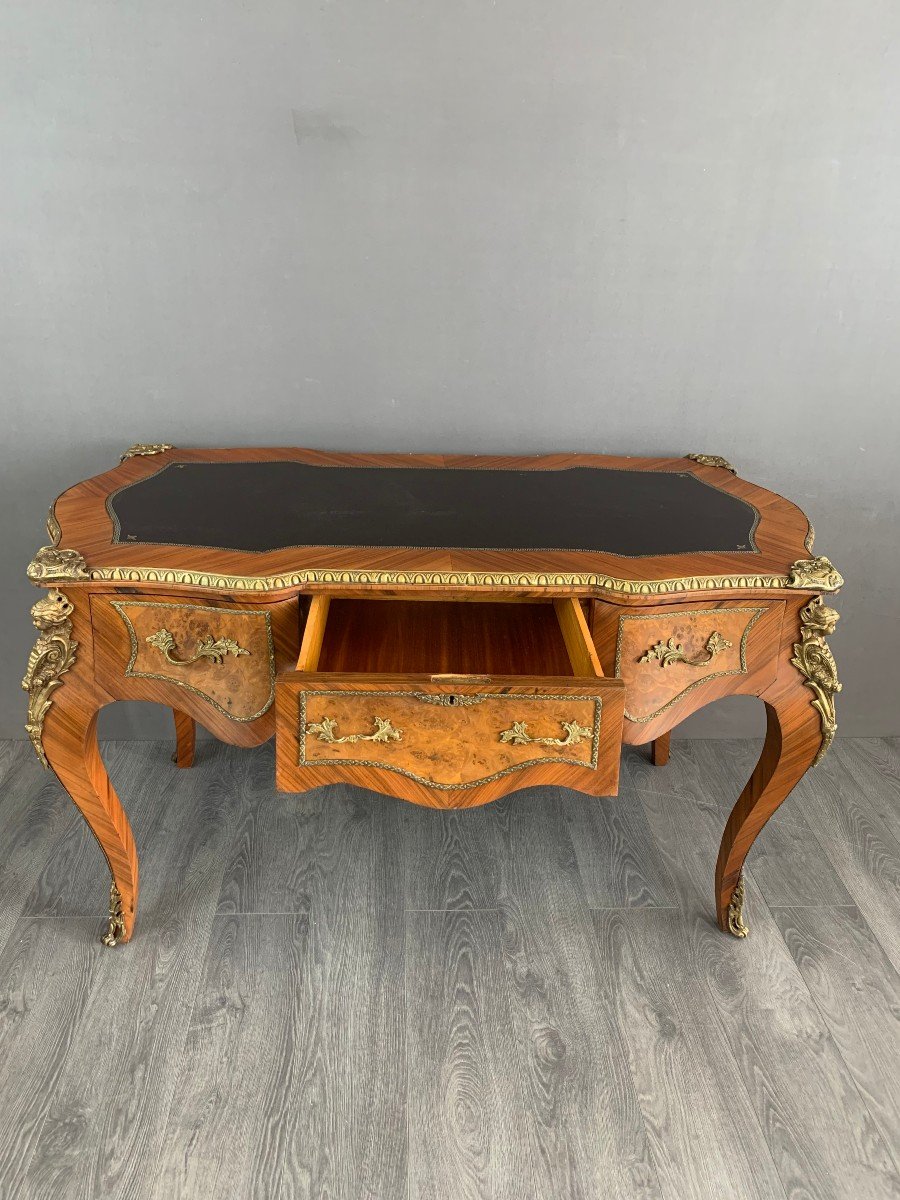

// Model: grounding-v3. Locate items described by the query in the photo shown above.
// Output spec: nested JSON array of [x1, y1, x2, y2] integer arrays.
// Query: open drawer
[[275, 597, 625, 807]]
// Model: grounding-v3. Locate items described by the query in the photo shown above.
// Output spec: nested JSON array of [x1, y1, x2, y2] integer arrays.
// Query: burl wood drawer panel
[[91, 594, 300, 725], [596, 602, 780, 724], [276, 677, 625, 805]]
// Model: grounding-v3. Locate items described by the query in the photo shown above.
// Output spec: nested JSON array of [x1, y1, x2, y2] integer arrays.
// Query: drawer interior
[[296, 597, 603, 679]]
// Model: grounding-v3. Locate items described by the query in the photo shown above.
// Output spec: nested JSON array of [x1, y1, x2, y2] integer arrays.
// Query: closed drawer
[[276, 597, 625, 806], [91, 594, 300, 738], [594, 601, 777, 725]]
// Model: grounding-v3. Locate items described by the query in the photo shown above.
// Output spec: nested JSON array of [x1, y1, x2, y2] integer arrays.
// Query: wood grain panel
[[90, 592, 301, 746], [612, 605, 767, 722], [314, 597, 575, 676], [591, 599, 784, 743], [276, 676, 625, 805], [96, 598, 277, 718], [302, 690, 600, 779], [554, 597, 604, 675]]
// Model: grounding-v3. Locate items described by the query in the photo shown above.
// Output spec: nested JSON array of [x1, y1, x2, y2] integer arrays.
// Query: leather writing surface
[[109, 461, 758, 556]]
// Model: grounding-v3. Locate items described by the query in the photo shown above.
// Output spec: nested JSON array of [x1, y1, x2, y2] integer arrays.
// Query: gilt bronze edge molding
[[26, 551, 843, 597], [60, 564, 799, 596]]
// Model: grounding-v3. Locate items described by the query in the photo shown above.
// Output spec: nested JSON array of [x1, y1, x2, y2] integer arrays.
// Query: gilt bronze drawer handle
[[499, 719, 592, 748], [639, 630, 732, 669], [308, 715, 403, 744], [145, 628, 250, 667]]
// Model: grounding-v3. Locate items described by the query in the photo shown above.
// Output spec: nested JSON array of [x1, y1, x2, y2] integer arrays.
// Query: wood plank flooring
[[0, 737, 898, 1199]]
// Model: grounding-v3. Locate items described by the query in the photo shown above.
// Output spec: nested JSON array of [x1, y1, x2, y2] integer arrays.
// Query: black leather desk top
[[108, 461, 759, 557]]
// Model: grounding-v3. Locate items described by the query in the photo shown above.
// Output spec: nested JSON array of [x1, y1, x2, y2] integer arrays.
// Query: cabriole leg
[[651, 731, 671, 766], [715, 596, 841, 936], [172, 709, 196, 767], [22, 589, 139, 945]]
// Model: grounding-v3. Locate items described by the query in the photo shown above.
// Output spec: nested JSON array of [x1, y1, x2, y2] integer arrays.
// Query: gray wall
[[2, 2, 898, 743]]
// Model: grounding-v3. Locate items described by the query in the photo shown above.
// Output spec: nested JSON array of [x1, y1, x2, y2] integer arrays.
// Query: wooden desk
[[23, 447, 843, 946]]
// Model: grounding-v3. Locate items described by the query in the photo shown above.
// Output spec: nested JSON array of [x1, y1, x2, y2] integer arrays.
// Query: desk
[[23, 447, 843, 946]]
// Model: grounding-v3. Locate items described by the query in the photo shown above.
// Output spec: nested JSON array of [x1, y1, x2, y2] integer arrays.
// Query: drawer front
[[613, 605, 767, 723], [92, 596, 283, 722], [276, 678, 625, 805]]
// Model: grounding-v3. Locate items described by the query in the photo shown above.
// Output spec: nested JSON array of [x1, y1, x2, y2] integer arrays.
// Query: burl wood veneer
[[90, 593, 302, 741], [276, 597, 625, 804], [22, 446, 843, 944]]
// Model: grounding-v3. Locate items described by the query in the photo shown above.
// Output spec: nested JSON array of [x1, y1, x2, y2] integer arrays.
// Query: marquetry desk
[[23, 447, 843, 946]]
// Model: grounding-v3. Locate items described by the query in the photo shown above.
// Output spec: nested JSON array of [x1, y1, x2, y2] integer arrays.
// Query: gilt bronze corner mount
[[787, 556, 843, 593], [27, 545, 90, 584], [685, 453, 737, 474], [121, 443, 175, 461]]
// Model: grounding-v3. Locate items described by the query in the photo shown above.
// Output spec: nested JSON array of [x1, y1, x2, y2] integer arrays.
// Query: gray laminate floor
[[0, 737, 898, 1200]]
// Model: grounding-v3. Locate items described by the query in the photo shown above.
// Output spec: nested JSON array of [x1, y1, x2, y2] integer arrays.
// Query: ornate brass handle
[[308, 715, 403, 744], [499, 719, 592, 748], [145, 628, 250, 666], [639, 630, 732, 669]]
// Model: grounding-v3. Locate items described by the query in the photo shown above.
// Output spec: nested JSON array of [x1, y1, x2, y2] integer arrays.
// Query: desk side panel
[[90, 591, 303, 746], [591, 599, 784, 743]]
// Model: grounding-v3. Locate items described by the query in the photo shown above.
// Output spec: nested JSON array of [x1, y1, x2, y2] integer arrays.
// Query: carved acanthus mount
[[26, 545, 90, 584], [685, 454, 737, 474], [121, 443, 174, 461], [787, 556, 844, 593], [22, 589, 78, 767], [791, 596, 841, 766]]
